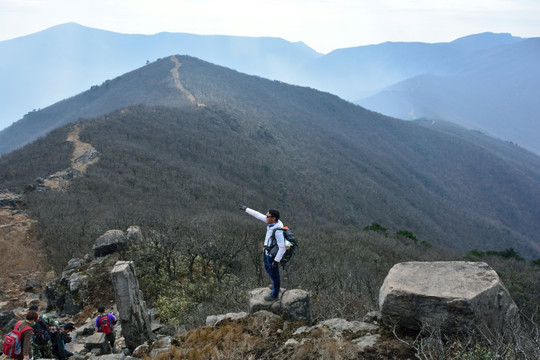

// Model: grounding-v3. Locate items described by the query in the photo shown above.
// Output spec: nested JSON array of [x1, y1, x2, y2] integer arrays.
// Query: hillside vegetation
[[1, 56, 540, 335], [1, 55, 539, 256], [2, 26, 539, 155]]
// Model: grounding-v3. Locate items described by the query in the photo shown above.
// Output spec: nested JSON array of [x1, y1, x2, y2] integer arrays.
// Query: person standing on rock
[[95, 306, 117, 353], [239, 205, 286, 302]]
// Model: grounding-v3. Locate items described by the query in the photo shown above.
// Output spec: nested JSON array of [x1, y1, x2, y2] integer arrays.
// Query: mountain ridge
[[1, 23, 538, 155], [1, 55, 539, 260]]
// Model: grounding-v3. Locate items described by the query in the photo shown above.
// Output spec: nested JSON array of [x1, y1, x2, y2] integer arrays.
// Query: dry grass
[[0, 206, 52, 311], [149, 315, 414, 360]]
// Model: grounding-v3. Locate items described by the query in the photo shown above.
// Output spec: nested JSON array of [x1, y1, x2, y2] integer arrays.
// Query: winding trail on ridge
[[169, 56, 205, 107]]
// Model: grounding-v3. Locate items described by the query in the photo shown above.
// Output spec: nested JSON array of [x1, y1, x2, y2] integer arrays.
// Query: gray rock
[[206, 312, 248, 326], [65, 258, 84, 272], [63, 292, 82, 315], [252, 310, 280, 320], [73, 148, 99, 164], [132, 343, 149, 358], [0, 310, 15, 332], [126, 226, 143, 243], [69, 273, 88, 292], [379, 261, 519, 334], [293, 318, 378, 338], [363, 310, 382, 324], [111, 261, 153, 352], [0, 191, 23, 207], [82, 332, 110, 354], [93, 230, 128, 257], [248, 287, 310, 324], [352, 334, 381, 350]]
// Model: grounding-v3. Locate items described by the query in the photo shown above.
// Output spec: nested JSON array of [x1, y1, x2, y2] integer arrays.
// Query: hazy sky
[[1, 0, 539, 53]]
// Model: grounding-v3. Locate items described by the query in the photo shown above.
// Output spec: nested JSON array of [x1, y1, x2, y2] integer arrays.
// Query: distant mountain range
[[1, 55, 539, 260], [357, 36, 540, 155], [0, 23, 538, 155]]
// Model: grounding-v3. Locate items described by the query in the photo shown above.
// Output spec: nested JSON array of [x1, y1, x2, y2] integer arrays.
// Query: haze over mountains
[[1, 55, 539, 261], [0, 23, 538, 155]]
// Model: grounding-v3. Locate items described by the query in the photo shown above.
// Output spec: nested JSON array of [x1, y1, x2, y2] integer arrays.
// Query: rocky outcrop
[[248, 287, 311, 325], [93, 226, 142, 257], [0, 310, 16, 332], [0, 191, 23, 208], [46, 254, 119, 315], [46, 226, 143, 315], [112, 261, 153, 352], [206, 311, 249, 326], [379, 261, 519, 334], [294, 318, 380, 352]]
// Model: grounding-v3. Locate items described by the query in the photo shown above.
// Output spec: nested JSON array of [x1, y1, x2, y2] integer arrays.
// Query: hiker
[[52, 322, 74, 360], [239, 205, 286, 301], [95, 306, 117, 353], [29, 305, 60, 359], [13, 310, 37, 360]]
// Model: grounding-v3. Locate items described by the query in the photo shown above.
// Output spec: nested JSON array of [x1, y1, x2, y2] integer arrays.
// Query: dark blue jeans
[[264, 254, 280, 297]]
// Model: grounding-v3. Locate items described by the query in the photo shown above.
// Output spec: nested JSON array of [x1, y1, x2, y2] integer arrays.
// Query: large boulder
[[379, 261, 519, 334], [111, 261, 153, 352], [93, 227, 143, 257], [93, 230, 129, 257], [248, 288, 310, 325]]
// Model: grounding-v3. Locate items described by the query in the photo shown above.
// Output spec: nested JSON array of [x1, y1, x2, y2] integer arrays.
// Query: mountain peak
[[450, 32, 522, 51]]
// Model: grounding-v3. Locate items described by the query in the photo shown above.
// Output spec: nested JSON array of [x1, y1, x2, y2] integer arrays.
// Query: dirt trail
[[43, 124, 100, 190], [0, 199, 51, 313], [169, 56, 205, 107], [0, 125, 99, 313], [67, 125, 100, 172]]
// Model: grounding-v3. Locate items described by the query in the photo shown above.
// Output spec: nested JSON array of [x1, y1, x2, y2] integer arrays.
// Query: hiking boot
[[264, 294, 278, 302]]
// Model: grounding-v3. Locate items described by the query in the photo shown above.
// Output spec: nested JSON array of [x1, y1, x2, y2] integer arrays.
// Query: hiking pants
[[264, 254, 280, 297], [32, 340, 53, 359]]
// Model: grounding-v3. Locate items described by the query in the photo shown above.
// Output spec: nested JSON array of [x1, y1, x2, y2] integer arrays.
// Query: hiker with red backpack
[[94, 306, 117, 353], [239, 205, 287, 302], [2, 310, 37, 359]]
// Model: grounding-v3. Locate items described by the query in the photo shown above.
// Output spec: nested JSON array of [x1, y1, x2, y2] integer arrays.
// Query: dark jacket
[[51, 331, 71, 360]]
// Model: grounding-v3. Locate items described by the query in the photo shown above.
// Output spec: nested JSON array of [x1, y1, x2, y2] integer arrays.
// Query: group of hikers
[[3, 305, 116, 360], [3, 204, 286, 359]]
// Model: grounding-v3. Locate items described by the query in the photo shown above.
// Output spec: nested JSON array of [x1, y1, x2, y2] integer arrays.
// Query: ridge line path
[[44, 124, 100, 190], [67, 124, 100, 173], [0, 124, 100, 315], [169, 56, 205, 107]]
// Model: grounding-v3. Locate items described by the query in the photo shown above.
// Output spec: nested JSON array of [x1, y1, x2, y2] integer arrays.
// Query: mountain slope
[[0, 22, 320, 131], [357, 38, 540, 154], [1, 55, 539, 260], [2, 26, 537, 155], [291, 32, 523, 100]]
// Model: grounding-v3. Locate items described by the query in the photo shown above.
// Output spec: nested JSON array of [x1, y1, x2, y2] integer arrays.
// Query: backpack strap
[[15, 320, 33, 334], [19, 325, 33, 334], [271, 226, 287, 237]]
